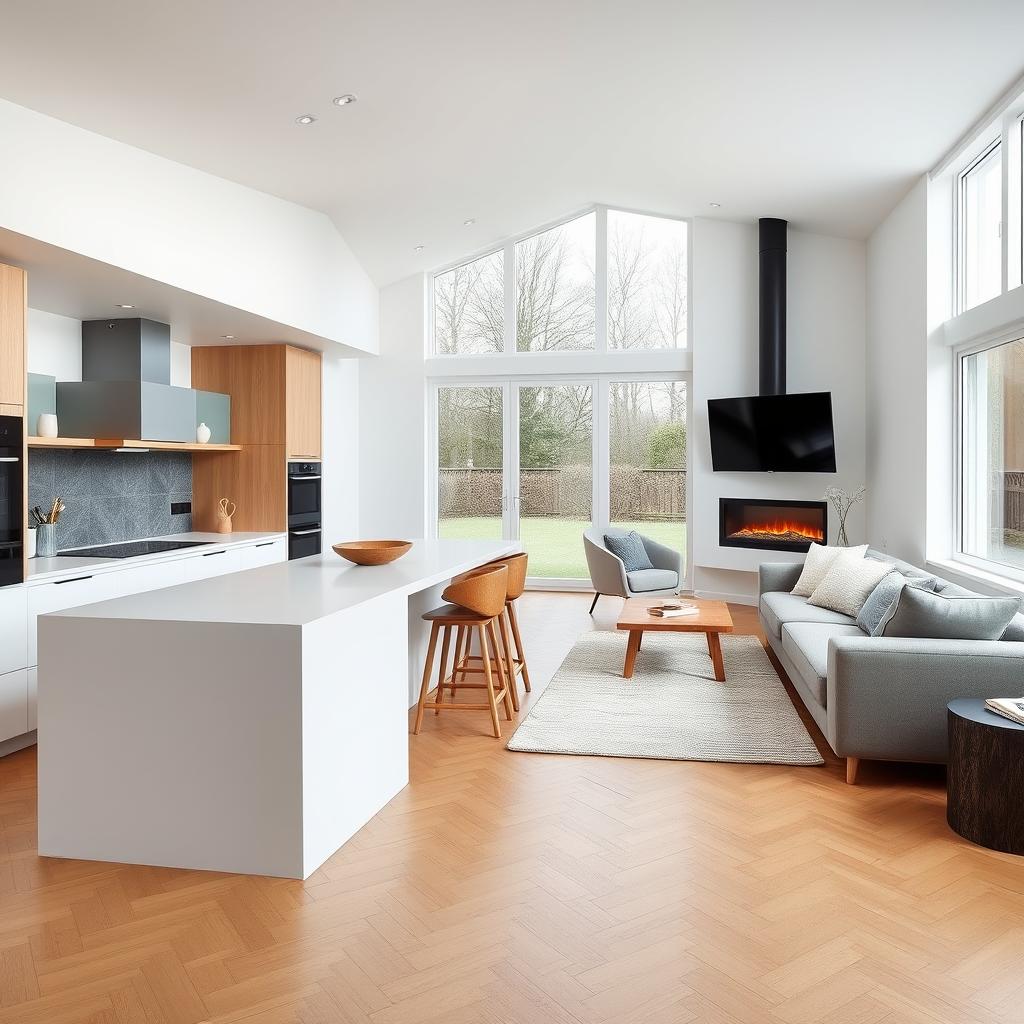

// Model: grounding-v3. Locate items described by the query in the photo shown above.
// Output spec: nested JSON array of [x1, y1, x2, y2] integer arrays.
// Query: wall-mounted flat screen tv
[[708, 392, 836, 472]]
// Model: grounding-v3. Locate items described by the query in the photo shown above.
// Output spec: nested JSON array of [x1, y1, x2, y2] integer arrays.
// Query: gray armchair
[[583, 527, 682, 613]]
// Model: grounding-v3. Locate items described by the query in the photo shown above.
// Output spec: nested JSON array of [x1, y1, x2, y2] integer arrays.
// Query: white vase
[[37, 413, 58, 438], [26, 528, 36, 559], [196, 422, 212, 444]]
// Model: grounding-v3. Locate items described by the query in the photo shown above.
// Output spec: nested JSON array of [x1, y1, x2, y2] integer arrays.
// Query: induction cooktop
[[59, 540, 214, 559]]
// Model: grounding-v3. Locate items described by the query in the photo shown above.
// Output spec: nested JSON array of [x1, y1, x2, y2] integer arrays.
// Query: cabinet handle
[[254, 542, 275, 548], [53, 575, 94, 585], [289, 528, 321, 536], [202, 550, 227, 558]]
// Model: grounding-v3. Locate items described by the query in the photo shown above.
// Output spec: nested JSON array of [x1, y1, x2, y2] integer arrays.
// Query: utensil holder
[[36, 523, 57, 557]]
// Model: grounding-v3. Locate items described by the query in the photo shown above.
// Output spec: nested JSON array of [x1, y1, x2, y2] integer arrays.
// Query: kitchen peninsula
[[37, 538, 517, 878]]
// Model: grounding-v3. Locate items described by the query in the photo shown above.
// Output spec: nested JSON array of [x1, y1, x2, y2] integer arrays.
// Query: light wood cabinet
[[285, 345, 322, 459], [0, 263, 26, 409], [191, 344, 322, 531]]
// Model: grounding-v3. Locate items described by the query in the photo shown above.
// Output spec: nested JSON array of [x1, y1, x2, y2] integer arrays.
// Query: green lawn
[[439, 517, 686, 579]]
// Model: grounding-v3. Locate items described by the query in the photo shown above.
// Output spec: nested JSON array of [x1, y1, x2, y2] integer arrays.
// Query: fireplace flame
[[729, 519, 824, 542]]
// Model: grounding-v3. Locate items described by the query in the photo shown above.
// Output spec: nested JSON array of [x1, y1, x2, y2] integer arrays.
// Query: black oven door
[[288, 526, 322, 560], [0, 416, 24, 587], [288, 462, 321, 527]]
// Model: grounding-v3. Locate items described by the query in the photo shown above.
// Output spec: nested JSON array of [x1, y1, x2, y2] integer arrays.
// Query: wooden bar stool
[[413, 564, 513, 738], [449, 553, 531, 712]]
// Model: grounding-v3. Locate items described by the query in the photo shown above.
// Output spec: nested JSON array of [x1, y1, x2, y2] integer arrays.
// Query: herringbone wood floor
[[1, 593, 1022, 1024]]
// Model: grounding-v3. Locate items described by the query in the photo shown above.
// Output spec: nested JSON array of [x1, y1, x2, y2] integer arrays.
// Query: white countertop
[[28, 531, 286, 584], [49, 538, 519, 626]]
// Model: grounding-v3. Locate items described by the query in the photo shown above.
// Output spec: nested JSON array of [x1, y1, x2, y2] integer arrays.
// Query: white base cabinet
[[0, 669, 28, 741], [1, 536, 286, 747]]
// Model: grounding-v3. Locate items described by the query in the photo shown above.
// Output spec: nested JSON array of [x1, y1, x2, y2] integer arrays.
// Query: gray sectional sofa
[[758, 549, 1024, 783]]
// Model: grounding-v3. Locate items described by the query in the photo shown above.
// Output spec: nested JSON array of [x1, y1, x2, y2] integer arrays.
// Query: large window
[[431, 207, 688, 355], [434, 377, 687, 582], [608, 211, 687, 349], [517, 214, 595, 352], [433, 250, 503, 355], [958, 141, 1003, 313], [960, 336, 1024, 576]]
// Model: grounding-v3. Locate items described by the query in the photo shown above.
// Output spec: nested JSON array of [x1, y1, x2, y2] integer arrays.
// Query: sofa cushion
[[877, 586, 1021, 640], [781, 621, 865, 708], [1002, 613, 1024, 642], [604, 531, 653, 572], [626, 568, 678, 593], [791, 543, 868, 597], [808, 555, 893, 617], [856, 572, 939, 635], [759, 591, 858, 640]]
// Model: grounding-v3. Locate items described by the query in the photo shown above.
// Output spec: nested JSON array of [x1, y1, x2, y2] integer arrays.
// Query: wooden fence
[[1004, 471, 1024, 532], [439, 467, 686, 520]]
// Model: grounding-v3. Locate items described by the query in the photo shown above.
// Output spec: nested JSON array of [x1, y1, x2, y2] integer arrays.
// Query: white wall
[[26, 308, 81, 380], [359, 275, 427, 538], [864, 178, 929, 565], [0, 99, 377, 354], [322, 355, 361, 544], [689, 219, 867, 602]]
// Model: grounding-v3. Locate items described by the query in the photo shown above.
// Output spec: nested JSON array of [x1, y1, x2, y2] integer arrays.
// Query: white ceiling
[[0, 0, 1022, 286]]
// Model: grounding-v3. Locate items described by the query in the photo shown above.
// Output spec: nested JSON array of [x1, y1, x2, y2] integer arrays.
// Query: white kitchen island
[[37, 538, 517, 879]]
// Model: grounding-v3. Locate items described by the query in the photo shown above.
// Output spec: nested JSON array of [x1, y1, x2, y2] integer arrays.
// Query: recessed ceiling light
[[221, 335, 235, 339], [332, 94, 357, 106], [116, 303, 135, 309], [295, 114, 317, 125], [463, 218, 476, 226], [709, 202, 721, 208], [414, 245, 424, 253]]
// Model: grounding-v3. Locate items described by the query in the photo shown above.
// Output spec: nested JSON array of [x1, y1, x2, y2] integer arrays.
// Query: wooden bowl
[[332, 540, 412, 566]]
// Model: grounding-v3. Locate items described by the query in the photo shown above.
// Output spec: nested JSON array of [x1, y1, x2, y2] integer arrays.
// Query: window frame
[[427, 371, 692, 590], [955, 137, 1002, 316], [953, 331, 1024, 586], [427, 204, 690, 359]]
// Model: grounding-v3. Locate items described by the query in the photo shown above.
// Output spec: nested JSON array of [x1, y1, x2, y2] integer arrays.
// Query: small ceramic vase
[[36, 523, 57, 557], [37, 413, 58, 438], [216, 497, 237, 534], [196, 422, 212, 444], [26, 527, 37, 559]]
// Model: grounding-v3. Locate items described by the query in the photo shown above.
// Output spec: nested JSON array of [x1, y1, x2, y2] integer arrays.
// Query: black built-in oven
[[287, 461, 321, 559], [0, 416, 24, 587]]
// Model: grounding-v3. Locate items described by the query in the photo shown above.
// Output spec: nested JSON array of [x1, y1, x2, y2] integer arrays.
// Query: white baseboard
[[692, 588, 758, 607], [0, 730, 36, 758]]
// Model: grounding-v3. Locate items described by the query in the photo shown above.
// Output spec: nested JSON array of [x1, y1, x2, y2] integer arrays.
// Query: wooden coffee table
[[616, 597, 734, 681]]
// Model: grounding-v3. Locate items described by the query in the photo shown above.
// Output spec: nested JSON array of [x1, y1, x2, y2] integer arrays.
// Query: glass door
[[514, 382, 593, 581], [436, 384, 508, 541], [609, 380, 687, 576]]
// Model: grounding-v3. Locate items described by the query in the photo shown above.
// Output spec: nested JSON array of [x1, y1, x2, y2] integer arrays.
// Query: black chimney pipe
[[758, 218, 787, 396]]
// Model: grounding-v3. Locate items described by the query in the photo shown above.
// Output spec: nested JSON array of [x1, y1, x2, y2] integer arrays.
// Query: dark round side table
[[947, 699, 1024, 855]]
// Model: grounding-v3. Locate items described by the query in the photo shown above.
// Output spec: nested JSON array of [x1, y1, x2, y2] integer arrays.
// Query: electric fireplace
[[719, 497, 827, 553]]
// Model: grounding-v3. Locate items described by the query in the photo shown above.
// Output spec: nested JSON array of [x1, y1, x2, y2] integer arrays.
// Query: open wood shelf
[[28, 437, 241, 452]]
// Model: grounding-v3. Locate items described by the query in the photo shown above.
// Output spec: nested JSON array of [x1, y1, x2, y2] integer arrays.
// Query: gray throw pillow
[[604, 531, 653, 572], [857, 571, 939, 636], [1002, 613, 1024, 642], [876, 586, 1021, 640]]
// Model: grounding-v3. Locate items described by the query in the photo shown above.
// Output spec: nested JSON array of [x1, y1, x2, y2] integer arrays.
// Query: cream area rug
[[506, 631, 824, 765]]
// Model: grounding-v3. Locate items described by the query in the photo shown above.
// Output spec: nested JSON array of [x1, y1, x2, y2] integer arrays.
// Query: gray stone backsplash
[[28, 449, 192, 551]]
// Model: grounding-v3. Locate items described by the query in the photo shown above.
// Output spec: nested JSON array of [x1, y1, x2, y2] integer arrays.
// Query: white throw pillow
[[791, 543, 868, 597], [808, 555, 893, 617]]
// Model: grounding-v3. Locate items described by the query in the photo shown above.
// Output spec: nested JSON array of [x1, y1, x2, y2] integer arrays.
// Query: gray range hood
[[56, 318, 230, 443]]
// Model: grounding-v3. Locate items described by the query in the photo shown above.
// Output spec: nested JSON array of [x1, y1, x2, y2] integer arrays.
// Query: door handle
[[0, 456, 19, 463], [289, 528, 321, 536], [290, 474, 321, 480]]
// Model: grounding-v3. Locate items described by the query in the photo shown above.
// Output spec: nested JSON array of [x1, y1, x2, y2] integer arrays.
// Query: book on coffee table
[[985, 698, 1024, 726]]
